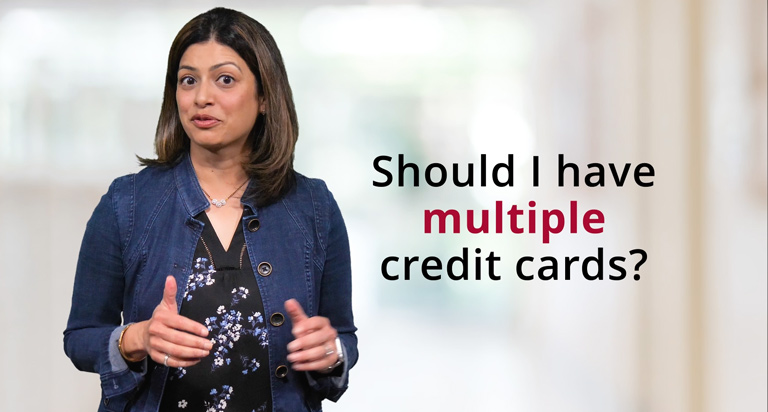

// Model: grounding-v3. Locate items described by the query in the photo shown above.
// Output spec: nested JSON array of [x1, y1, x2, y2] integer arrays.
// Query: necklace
[[201, 179, 249, 208]]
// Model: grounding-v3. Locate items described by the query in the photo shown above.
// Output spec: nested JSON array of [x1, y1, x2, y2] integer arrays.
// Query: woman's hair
[[139, 7, 298, 207]]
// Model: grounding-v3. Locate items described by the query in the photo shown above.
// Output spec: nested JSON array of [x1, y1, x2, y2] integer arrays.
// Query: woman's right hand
[[122, 276, 212, 368]]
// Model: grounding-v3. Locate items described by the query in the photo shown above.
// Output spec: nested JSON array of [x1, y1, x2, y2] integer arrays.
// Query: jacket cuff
[[101, 325, 148, 398], [305, 338, 350, 402]]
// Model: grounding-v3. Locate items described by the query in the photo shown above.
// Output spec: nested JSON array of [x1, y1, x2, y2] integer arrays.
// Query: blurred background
[[0, 0, 765, 411]]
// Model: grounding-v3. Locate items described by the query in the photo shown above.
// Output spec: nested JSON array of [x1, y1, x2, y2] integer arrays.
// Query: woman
[[64, 7, 357, 412]]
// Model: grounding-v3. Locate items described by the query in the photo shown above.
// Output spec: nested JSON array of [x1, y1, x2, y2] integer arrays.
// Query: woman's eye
[[218, 75, 234, 85], [179, 76, 195, 86]]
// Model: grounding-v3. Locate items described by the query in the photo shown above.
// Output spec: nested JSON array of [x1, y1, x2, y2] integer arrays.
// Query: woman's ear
[[259, 95, 266, 114]]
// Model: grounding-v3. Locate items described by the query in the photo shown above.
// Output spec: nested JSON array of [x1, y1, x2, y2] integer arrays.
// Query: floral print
[[240, 355, 260, 375], [170, 367, 187, 380], [252, 402, 268, 412], [230, 287, 249, 306], [204, 385, 233, 412], [204, 288, 268, 372], [162, 214, 270, 412], [169, 272, 270, 410], [184, 257, 216, 301]]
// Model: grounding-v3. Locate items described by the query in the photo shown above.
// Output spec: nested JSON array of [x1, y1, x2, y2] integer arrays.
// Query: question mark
[[629, 249, 647, 280]]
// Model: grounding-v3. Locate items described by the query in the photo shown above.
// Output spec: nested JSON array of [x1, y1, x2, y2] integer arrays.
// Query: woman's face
[[176, 40, 263, 155]]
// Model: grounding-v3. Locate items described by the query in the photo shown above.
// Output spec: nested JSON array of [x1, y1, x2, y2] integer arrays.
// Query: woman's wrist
[[319, 336, 344, 374], [119, 322, 148, 363]]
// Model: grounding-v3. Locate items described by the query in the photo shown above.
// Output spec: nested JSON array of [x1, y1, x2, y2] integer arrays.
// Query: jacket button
[[269, 312, 285, 326], [247, 218, 260, 232], [275, 364, 288, 378], [103, 398, 110, 406], [257, 262, 272, 277]]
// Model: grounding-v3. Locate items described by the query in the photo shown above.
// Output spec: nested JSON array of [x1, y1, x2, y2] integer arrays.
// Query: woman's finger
[[155, 326, 213, 351], [142, 281, 211, 358], [289, 351, 338, 372], [287, 325, 337, 353], [152, 306, 209, 338], [155, 312, 210, 339], [288, 315, 330, 338], [149, 336, 210, 360], [286, 344, 335, 364], [150, 350, 203, 368], [146, 314, 211, 352]]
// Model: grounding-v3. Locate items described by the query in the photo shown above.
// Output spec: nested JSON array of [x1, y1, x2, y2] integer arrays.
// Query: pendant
[[211, 199, 226, 208]]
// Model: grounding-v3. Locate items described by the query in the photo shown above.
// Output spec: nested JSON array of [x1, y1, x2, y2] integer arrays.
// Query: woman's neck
[[190, 146, 250, 195]]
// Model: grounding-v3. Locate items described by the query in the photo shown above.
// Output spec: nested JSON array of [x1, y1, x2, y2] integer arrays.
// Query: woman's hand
[[284, 299, 340, 372], [122, 276, 212, 368]]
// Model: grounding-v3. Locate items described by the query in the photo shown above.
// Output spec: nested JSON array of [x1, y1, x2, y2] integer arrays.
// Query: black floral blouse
[[160, 212, 271, 412]]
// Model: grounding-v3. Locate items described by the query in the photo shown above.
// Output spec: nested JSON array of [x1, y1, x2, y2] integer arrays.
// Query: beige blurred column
[[639, 0, 767, 411], [638, 0, 702, 411], [701, 0, 768, 411]]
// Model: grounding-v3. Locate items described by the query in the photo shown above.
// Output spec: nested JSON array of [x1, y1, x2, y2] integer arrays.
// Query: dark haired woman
[[64, 7, 357, 412]]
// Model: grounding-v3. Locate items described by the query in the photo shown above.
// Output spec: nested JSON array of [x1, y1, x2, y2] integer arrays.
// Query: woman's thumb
[[284, 298, 308, 323], [163, 275, 178, 309]]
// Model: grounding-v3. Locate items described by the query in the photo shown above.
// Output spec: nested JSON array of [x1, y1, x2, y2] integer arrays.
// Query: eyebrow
[[178, 61, 242, 73]]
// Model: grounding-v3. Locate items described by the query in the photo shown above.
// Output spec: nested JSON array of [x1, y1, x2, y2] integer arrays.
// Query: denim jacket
[[64, 154, 357, 412]]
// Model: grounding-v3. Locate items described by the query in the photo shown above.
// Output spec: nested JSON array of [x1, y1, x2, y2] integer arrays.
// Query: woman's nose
[[194, 81, 214, 107]]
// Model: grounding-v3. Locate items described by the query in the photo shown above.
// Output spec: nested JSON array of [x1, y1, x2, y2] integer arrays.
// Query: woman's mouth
[[192, 114, 221, 128]]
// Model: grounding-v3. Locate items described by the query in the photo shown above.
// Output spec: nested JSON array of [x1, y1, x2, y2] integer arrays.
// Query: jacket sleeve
[[306, 186, 358, 402], [63, 177, 148, 410]]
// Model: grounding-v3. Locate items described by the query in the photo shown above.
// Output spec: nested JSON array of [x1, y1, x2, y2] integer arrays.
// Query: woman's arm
[[63, 178, 148, 407], [64, 176, 213, 410], [307, 188, 358, 401]]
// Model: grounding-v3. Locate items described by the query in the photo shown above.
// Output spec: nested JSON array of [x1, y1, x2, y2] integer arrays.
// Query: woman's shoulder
[[284, 172, 345, 251], [102, 164, 177, 207], [284, 171, 343, 218], [292, 171, 331, 195], [134, 163, 176, 186], [287, 171, 342, 210]]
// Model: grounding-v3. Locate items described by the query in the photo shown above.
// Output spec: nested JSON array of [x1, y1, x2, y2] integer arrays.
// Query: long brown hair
[[139, 7, 298, 206]]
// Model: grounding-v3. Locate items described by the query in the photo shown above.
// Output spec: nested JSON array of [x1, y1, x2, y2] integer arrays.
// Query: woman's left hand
[[284, 299, 339, 372]]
